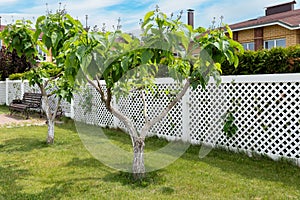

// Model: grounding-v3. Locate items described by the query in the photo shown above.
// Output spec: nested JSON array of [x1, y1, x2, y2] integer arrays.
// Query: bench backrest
[[23, 93, 42, 107]]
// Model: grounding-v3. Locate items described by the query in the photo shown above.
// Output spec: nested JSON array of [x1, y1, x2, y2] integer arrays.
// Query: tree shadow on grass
[[181, 145, 300, 190], [66, 157, 112, 171], [102, 170, 166, 189], [0, 164, 31, 199], [0, 137, 49, 153], [1, 177, 103, 200], [0, 158, 108, 199], [65, 157, 166, 188]]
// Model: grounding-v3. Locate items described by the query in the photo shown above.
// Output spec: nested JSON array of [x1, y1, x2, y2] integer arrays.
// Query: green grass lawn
[[0, 121, 299, 199], [0, 105, 9, 114]]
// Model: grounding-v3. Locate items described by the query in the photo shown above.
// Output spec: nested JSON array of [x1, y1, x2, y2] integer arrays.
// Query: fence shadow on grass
[[182, 145, 300, 190]]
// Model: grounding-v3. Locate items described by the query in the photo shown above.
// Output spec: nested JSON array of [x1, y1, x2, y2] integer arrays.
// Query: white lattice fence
[[74, 83, 114, 127], [0, 81, 6, 104], [190, 75, 300, 162], [1, 79, 71, 116], [7, 80, 23, 104], [73, 74, 300, 164]]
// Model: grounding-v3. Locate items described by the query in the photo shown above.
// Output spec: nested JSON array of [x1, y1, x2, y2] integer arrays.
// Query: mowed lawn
[[0, 120, 299, 200]]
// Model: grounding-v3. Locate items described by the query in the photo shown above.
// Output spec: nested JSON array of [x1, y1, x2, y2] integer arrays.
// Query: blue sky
[[0, 0, 298, 33]]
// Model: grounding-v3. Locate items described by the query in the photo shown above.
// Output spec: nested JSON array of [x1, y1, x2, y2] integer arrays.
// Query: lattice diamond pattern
[[190, 81, 300, 160], [116, 82, 183, 140], [74, 84, 114, 127], [7, 81, 23, 104]]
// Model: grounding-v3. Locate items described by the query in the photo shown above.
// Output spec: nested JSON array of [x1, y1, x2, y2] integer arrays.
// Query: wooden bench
[[9, 93, 42, 119]]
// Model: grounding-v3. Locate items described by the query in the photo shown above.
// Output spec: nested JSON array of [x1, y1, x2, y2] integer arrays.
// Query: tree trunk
[[132, 137, 145, 180], [46, 119, 55, 144], [41, 95, 55, 144]]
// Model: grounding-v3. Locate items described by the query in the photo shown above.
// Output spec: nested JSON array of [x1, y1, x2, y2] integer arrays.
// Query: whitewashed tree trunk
[[47, 119, 55, 144], [41, 94, 60, 144], [132, 137, 145, 179], [42, 95, 54, 144]]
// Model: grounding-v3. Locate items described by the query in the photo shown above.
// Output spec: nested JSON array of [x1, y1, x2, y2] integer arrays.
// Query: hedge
[[221, 45, 300, 75]]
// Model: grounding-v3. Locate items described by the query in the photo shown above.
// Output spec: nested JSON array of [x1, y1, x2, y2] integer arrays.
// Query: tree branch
[[43, 72, 62, 89], [85, 74, 107, 103], [140, 79, 190, 138], [95, 75, 105, 100], [51, 96, 61, 121], [85, 74, 138, 147]]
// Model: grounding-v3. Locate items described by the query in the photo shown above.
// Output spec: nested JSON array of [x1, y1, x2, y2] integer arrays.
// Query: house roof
[[230, 7, 300, 31]]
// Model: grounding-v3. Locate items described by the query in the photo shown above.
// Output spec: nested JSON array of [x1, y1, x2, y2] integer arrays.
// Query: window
[[264, 38, 286, 49], [242, 42, 255, 51], [36, 45, 47, 61]]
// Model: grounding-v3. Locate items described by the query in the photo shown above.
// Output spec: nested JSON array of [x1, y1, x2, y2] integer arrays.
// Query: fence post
[[20, 81, 24, 97], [5, 78, 9, 106], [181, 84, 190, 142], [70, 98, 75, 119]]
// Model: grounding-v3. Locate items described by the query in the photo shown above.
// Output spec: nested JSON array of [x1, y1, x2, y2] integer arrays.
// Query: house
[[230, 1, 300, 50]]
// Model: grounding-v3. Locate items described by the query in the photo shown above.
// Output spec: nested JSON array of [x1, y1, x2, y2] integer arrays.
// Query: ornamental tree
[[64, 8, 243, 179], [0, 9, 83, 144]]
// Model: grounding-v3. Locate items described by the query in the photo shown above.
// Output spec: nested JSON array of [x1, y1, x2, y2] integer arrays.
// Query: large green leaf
[[141, 50, 154, 64]]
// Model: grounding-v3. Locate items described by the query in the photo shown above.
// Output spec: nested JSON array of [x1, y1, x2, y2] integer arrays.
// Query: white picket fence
[[1, 74, 300, 165]]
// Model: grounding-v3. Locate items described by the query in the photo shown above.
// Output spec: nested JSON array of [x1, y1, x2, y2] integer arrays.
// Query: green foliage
[[222, 111, 238, 137], [190, 26, 243, 89], [8, 73, 24, 80], [0, 20, 38, 64], [66, 8, 242, 100], [222, 46, 300, 75], [35, 10, 83, 63]]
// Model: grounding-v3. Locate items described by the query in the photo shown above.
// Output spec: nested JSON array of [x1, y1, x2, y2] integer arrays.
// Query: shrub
[[0, 47, 32, 81], [222, 45, 300, 75]]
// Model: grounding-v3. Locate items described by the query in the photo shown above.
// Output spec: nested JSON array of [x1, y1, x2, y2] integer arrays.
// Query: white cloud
[[0, 0, 18, 6], [150, 0, 207, 14]]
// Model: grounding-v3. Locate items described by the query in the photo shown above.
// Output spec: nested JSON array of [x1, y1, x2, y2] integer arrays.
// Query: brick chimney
[[265, 1, 296, 16], [187, 9, 194, 28]]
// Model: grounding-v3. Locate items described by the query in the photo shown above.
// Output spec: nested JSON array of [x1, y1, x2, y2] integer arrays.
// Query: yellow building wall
[[236, 25, 300, 47], [237, 29, 254, 43]]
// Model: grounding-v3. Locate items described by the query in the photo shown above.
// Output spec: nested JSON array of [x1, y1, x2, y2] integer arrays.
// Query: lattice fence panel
[[7, 80, 22, 104], [115, 81, 183, 140], [24, 81, 40, 93], [73, 83, 114, 127], [147, 82, 183, 140], [0, 81, 6, 104], [190, 78, 300, 160]]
